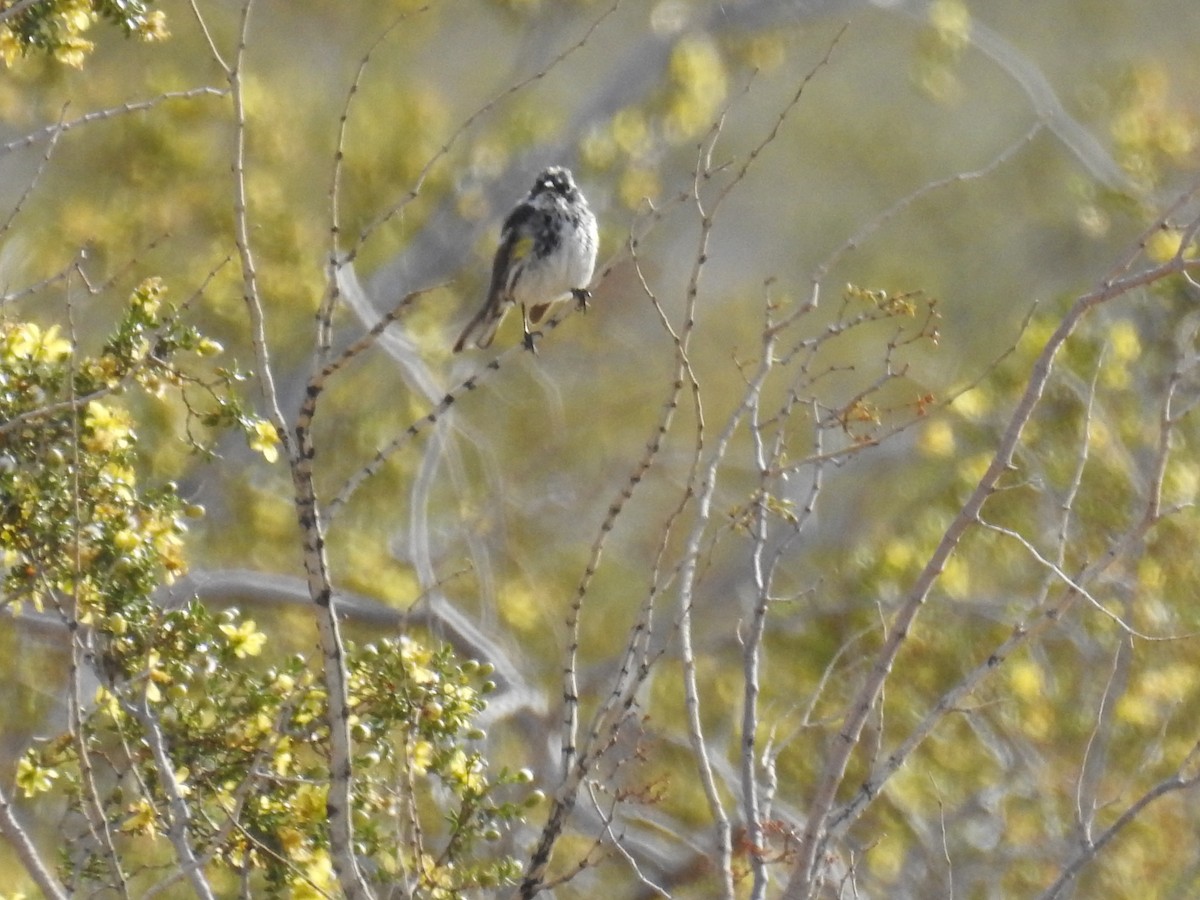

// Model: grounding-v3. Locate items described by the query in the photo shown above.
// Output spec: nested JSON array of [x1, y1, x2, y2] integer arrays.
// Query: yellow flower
[[271, 671, 296, 694], [409, 740, 434, 776], [249, 419, 281, 463], [272, 737, 294, 776], [52, 36, 93, 69], [37, 324, 71, 362], [618, 166, 661, 210], [83, 401, 134, 454], [113, 529, 141, 552], [400, 637, 438, 684], [418, 853, 457, 894], [138, 11, 170, 42], [292, 783, 328, 823], [2, 322, 72, 363], [446, 749, 485, 794], [131, 277, 166, 315], [219, 619, 267, 658], [277, 825, 307, 860], [291, 851, 337, 899], [15, 756, 57, 798], [121, 799, 159, 837], [59, 2, 95, 33]]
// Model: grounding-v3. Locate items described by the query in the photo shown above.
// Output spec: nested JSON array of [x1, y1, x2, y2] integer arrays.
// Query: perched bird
[[453, 166, 598, 353]]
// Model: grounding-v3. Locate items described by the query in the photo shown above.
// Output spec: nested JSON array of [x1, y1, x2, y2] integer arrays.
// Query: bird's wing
[[453, 202, 539, 352], [494, 202, 542, 290]]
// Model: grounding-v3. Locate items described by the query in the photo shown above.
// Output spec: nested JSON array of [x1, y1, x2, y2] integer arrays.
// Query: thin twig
[[1, 89, 228, 158], [785, 187, 1200, 897], [0, 103, 67, 240], [345, 0, 624, 263], [318, 7, 429, 356], [1036, 742, 1200, 900], [127, 696, 216, 900]]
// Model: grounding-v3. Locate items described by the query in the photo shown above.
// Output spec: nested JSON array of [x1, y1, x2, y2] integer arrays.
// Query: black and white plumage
[[453, 166, 598, 353]]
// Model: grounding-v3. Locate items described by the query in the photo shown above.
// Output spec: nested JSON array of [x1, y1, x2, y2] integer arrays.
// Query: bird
[[453, 166, 598, 353]]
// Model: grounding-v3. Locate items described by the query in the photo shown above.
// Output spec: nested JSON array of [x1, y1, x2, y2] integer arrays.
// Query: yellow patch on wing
[[511, 236, 534, 262]]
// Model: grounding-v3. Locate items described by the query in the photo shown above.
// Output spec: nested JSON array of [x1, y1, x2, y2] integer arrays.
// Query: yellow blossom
[[291, 851, 337, 900], [60, 2, 95, 33], [401, 637, 437, 684], [446, 749, 485, 794], [249, 419, 281, 463], [292, 783, 328, 823], [131, 277, 166, 315], [83, 401, 134, 454], [138, 10, 170, 42], [939, 555, 970, 599], [52, 36, 93, 68], [121, 799, 158, 837], [2, 322, 72, 363], [146, 513, 186, 579], [99, 459, 137, 491], [277, 825, 308, 860], [409, 739, 434, 776], [219, 619, 267, 658], [113, 529, 141, 552], [418, 853, 457, 894], [273, 737, 294, 776], [94, 686, 120, 718], [15, 756, 57, 798], [610, 107, 651, 157], [271, 671, 296, 694]]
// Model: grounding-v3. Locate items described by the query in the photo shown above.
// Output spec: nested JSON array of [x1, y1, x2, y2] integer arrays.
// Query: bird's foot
[[523, 330, 543, 354], [572, 288, 591, 313]]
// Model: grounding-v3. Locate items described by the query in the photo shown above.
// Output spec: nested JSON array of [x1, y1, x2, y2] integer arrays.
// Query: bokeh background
[[4, 0, 1200, 895]]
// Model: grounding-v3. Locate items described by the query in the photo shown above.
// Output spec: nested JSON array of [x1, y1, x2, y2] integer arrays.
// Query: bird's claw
[[523, 330, 542, 354], [572, 288, 591, 313]]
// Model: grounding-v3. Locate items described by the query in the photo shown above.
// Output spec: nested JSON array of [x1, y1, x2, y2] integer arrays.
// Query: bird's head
[[530, 166, 578, 201]]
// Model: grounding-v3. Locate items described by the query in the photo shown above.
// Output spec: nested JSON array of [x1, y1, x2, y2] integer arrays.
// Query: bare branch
[[786, 200, 1200, 896], [0, 89, 229, 158], [0, 783, 68, 900], [1037, 743, 1200, 900], [0, 104, 66, 240], [126, 696, 216, 900], [811, 121, 1044, 286], [318, 5, 431, 356]]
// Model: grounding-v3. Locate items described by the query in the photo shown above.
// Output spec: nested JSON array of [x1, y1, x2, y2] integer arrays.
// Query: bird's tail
[[453, 301, 506, 352]]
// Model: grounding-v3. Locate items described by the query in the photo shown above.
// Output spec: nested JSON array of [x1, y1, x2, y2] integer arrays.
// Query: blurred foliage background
[[4, 0, 1200, 896]]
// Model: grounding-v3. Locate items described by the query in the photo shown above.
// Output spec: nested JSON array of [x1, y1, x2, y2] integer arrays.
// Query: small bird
[[454, 166, 598, 353]]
